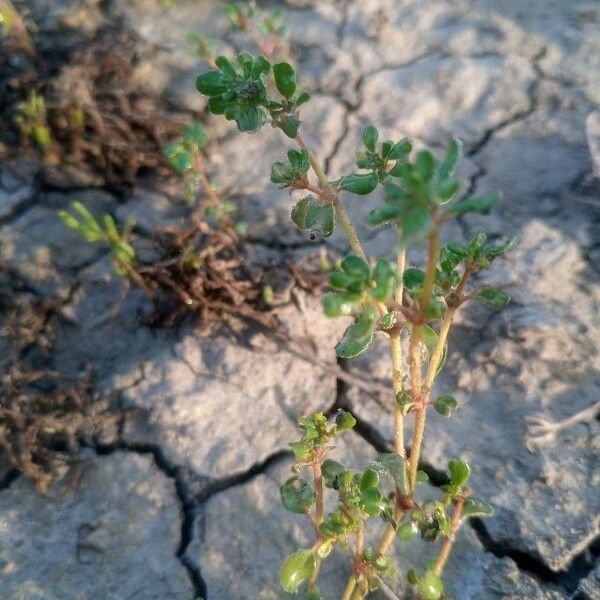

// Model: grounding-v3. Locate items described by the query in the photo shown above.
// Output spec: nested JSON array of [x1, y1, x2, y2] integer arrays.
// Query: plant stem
[[407, 324, 423, 489], [424, 308, 454, 389], [421, 230, 439, 311], [407, 229, 439, 488], [395, 246, 406, 306], [307, 457, 324, 592], [308, 557, 322, 592], [433, 498, 465, 576], [296, 133, 367, 261], [341, 576, 357, 600], [312, 459, 324, 524], [194, 152, 221, 211], [390, 332, 405, 458]]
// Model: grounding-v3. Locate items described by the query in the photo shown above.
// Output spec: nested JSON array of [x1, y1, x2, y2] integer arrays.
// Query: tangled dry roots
[[0, 287, 116, 494]]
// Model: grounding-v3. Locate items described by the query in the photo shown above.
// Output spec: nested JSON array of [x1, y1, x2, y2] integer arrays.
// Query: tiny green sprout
[[186, 31, 216, 63], [59, 201, 135, 277], [197, 46, 514, 600], [14, 91, 52, 149]]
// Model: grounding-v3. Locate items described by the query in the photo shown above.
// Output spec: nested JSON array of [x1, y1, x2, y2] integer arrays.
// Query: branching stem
[[433, 498, 465, 576]]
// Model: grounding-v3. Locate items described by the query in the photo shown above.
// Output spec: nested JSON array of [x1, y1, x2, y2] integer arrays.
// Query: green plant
[[186, 1, 287, 70], [162, 121, 245, 233], [224, 1, 287, 58], [197, 53, 514, 599], [59, 201, 136, 278], [14, 91, 52, 149]]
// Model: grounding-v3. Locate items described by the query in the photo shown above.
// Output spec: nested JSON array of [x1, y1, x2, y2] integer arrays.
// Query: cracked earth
[[1, 0, 599, 599]]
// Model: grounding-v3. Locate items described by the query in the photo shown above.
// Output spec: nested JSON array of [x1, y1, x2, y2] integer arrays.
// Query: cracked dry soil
[[0, 0, 599, 599]]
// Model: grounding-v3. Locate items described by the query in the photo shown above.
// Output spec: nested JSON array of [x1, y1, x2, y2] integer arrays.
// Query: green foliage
[[14, 91, 52, 149], [163, 122, 209, 173], [199, 54, 309, 137], [59, 201, 135, 277], [195, 43, 513, 600]]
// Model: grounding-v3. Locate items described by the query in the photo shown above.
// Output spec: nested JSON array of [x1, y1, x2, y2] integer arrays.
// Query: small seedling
[[59, 201, 135, 277], [224, 1, 288, 58], [14, 91, 52, 149], [197, 51, 515, 599], [162, 121, 246, 233]]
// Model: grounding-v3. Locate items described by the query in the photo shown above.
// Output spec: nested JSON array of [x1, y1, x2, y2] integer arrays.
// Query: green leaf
[[419, 570, 444, 600], [280, 477, 315, 514], [335, 409, 356, 432], [339, 172, 379, 195], [196, 71, 227, 96], [280, 114, 301, 139], [236, 106, 265, 132], [474, 287, 510, 310], [290, 441, 310, 462], [215, 55, 237, 78], [171, 150, 194, 172], [360, 468, 380, 492], [291, 197, 335, 238], [375, 452, 409, 494], [273, 62, 297, 98], [322, 293, 355, 317], [363, 125, 378, 152], [251, 55, 271, 78], [420, 324, 447, 375], [397, 520, 419, 541], [448, 459, 471, 489], [436, 177, 460, 201], [448, 192, 498, 217], [365, 204, 400, 227], [395, 390, 415, 415], [403, 268, 425, 291], [371, 258, 397, 301], [416, 470, 429, 484], [321, 459, 345, 488], [389, 138, 413, 160], [304, 589, 322, 600], [433, 395, 458, 417], [335, 308, 376, 358], [341, 255, 370, 280], [462, 496, 494, 518], [288, 149, 310, 173], [296, 91, 311, 106], [399, 203, 432, 242], [272, 162, 292, 184], [407, 569, 419, 586], [280, 550, 316, 593], [486, 237, 518, 257], [415, 150, 436, 181], [182, 122, 209, 147], [439, 138, 462, 179]]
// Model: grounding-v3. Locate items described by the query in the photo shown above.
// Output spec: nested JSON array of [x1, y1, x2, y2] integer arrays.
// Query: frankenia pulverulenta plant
[[197, 53, 515, 599]]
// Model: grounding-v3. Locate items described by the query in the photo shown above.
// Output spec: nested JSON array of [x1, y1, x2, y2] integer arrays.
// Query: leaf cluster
[[198, 54, 309, 135]]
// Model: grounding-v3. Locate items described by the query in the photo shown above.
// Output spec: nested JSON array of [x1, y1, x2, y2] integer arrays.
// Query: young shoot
[[14, 91, 52, 149], [59, 201, 135, 278]]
